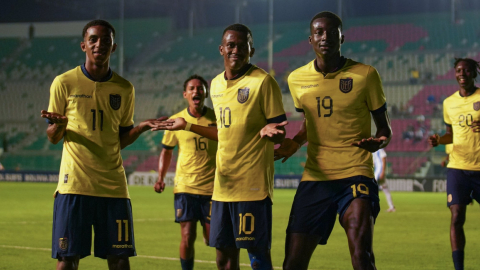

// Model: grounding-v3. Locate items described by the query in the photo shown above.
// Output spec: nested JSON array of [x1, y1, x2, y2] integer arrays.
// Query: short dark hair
[[310, 11, 343, 31], [454, 58, 480, 79], [183, 74, 209, 92], [222, 23, 254, 46], [82, 20, 116, 39]]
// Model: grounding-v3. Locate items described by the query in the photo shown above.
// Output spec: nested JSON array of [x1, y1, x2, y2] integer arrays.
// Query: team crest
[[237, 88, 250, 104], [109, 94, 121, 110], [339, 78, 353, 93], [59, 238, 68, 251], [474, 102, 480, 111]]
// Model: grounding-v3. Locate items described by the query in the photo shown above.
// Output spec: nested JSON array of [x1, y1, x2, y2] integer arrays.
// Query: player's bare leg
[[56, 256, 79, 270], [450, 204, 466, 270], [282, 233, 320, 270], [341, 198, 376, 270], [202, 222, 210, 246], [179, 221, 197, 270], [106, 255, 130, 270], [216, 247, 240, 270]]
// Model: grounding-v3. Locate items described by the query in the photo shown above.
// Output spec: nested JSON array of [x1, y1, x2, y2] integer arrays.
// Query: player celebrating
[[274, 11, 392, 270], [372, 148, 395, 212], [41, 20, 166, 270], [428, 58, 480, 270], [156, 24, 287, 270], [153, 75, 217, 270]]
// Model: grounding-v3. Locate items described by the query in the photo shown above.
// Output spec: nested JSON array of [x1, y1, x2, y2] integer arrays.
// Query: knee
[[107, 255, 130, 269], [182, 230, 197, 246], [57, 256, 79, 270], [283, 258, 308, 270], [451, 210, 466, 226]]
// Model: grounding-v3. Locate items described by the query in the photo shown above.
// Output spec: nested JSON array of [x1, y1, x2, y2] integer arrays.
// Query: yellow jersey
[[162, 107, 217, 195], [443, 89, 480, 171], [288, 58, 386, 181], [48, 65, 134, 198], [210, 65, 286, 202]]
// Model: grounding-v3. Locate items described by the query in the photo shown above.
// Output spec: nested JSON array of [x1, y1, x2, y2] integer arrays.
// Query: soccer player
[[41, 20, 166, 270], [153, 74, 217, 270], [428, 57, 480, 270], [274, 11, 392, 270], [372, 148, 395, 212], [155, 23, 287, 270]]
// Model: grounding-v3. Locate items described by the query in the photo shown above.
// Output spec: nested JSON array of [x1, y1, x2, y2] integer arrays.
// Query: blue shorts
[[286, 176, 380, 245], [52, 193, 136, 259], [447, 168, 480, 207], [209, 198, 272, 249], [174, 193, 212, 224]]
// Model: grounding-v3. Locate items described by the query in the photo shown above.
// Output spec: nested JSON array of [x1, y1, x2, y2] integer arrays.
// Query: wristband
[[185, 122, 192, 131]]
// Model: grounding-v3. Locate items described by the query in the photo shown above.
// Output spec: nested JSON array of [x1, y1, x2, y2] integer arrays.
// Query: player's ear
[[183, 91, 187, 99], [219, 44, 224, 56], [308, 35, 312, 45], [340, 34, 345, 45], [80, 41, 86, 52], [111, 43, 117, 53], [250, 47, 255, 58]]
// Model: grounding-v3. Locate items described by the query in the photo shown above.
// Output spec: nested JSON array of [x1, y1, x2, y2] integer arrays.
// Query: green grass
[[1, 182, 480, 269]]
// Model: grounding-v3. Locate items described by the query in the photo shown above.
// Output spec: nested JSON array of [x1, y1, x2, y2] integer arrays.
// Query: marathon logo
[[112, 244, 133, 248], [301, 84, 319, 89], [69, 94, 92, 98], [236, 237, 255, 241]]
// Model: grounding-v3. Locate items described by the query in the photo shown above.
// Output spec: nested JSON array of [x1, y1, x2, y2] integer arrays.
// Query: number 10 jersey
[[210, 65, 286, 202]]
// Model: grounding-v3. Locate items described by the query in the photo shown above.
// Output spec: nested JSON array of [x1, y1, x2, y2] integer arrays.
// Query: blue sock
[[452, 250, 464, 270], [248, 251, 272, 270], [180, 257, 194, 270]]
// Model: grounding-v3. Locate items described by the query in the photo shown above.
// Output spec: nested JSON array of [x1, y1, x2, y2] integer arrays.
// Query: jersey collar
[[187, 106, 207, 118], [224, 63, 252, 80], [81, 64, 113, 82], [314, 56, 346, 77]]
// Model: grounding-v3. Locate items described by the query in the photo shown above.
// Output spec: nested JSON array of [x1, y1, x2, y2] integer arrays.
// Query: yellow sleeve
[[47, 77, 67, 115], [443, 99, 452, 125], [161, 130, 178, 148], [260, 75, 286, 121], [365, 66, 386, 111], [287, 73, 302, 111], [120, 86, 135, 127]]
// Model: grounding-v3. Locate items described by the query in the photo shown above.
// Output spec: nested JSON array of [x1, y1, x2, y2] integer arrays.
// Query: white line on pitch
[[0, 218, 175, 225], [0, 245, 286, 269]]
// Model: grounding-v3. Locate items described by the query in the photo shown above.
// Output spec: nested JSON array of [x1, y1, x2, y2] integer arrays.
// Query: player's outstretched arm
[[120, 117, 169, 149], [429, 126, 453, 147], [260, 121, 288, 144], [274, 118, 307, 163], [152, 118, 218, 141], [154, 148, 173, 193], [41, 110, 68, 144], [352, 111, 392, 152]]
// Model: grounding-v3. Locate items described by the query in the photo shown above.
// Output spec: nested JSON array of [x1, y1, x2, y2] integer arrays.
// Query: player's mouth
[[192, 96, 202, 104]]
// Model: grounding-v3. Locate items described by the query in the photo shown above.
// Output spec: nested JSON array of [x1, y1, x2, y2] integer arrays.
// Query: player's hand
[[260, 121, 287, 138], [41, 110, 68, 126], [274, 138, 300, 163], [154, 178, 165, 193], [139, 116, 169, 131], [428, 134, 440, 147], [151, 117, 187, 131], [471, 120, 480, 133], [351, 136, 387, 152]]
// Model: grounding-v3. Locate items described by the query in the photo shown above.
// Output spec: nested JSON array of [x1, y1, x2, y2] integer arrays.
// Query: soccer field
[[1, 182, 480, 270]]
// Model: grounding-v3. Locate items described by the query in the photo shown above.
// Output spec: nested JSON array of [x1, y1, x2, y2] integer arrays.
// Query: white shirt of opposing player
[[372, 149, 387, 180]]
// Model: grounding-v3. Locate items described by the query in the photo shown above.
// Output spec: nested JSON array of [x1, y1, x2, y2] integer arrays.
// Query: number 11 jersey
[[288, 59, 386, 181]]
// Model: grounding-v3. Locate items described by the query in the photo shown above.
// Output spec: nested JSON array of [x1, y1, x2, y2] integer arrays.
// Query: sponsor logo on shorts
[[59, 238, 68, 250], [176, 209, 183, 218], [448, 194, 453, 203], [236, 237, 255, 241], [112, 244, 133, 248]]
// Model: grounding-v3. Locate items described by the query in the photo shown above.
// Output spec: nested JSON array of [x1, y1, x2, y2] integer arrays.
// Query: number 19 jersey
[[288, 59, 386, 181], [210, 65, 286, 202], [443, 89, 480, 171]]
